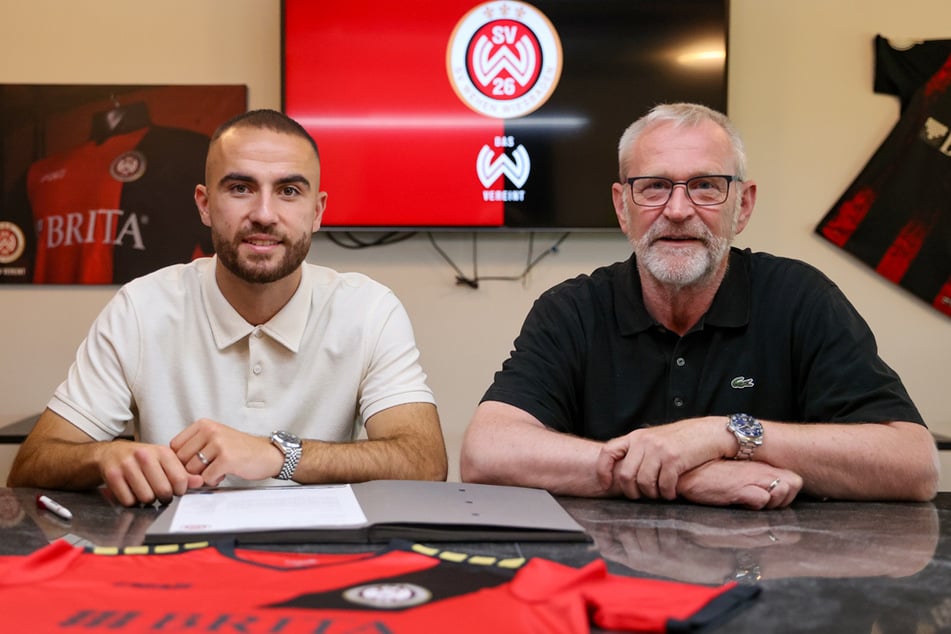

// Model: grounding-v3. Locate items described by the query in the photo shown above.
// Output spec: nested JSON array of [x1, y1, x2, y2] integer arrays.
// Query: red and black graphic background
[[283, 0, 728, 231]]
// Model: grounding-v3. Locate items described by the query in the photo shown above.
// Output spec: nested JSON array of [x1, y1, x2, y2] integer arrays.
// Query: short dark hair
[[211, 109, 320, 161]]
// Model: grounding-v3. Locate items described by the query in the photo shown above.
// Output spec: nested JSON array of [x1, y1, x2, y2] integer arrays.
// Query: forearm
[[755, 420, 939, 501], [8, 435, 109, 490], [461, 402, 613, 497], [674, 458, 802, 509], [174, 404, 447, 485], [293, 433, 446, 483]]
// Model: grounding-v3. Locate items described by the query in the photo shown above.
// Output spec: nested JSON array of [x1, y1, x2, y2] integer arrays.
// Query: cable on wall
[[426, 231, 569, 289], [320, 230, 570, 289], [324, 231, 418, 249]]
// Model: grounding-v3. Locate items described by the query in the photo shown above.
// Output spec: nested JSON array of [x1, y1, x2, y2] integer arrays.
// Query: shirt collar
[[705, 248, 751, 328], [615, 247, 750, 335], [202, 257, 312, 352], [614, 255, 655, 335]]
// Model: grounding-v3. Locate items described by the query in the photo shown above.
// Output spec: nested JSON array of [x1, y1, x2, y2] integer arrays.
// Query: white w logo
[[477, 145, 531, 188], [471, 35, 537, 87]]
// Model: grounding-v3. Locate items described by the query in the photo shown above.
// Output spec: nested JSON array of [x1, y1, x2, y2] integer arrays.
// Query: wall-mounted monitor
[[283, 0, 728, 231]]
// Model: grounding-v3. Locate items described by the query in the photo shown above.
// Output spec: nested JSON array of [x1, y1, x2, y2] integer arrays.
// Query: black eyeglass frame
[[624, 174, 739, 207]]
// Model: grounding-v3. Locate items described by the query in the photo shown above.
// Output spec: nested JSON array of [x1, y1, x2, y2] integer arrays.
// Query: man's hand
[[595, 416, 733, 500], [170, 419, 284, 485], [99, 441, 204, 507], [677, 460, 803, 509]]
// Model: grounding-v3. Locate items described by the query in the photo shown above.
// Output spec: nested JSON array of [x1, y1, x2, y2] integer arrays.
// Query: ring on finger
[[767, 477, 781, 492], [197, 451, 211, 466]]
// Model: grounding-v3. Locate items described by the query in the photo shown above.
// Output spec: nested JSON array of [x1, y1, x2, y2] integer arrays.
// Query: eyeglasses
[[625, 175, 738, 207]]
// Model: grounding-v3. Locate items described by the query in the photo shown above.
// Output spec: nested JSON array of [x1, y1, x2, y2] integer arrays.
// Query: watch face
[[273, 431, 301, 446], [731, 414, 762, 438]]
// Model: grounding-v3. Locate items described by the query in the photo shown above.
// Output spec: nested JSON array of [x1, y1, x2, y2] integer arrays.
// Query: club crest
[[447, 1, 562, 119], [0, 221, 26, 264], [342, 583, 433, 609], [110, 150, 147, 183]]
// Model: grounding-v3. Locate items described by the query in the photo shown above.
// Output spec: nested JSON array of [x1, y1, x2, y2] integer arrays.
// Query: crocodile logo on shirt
[[731, 376, 755, 389]]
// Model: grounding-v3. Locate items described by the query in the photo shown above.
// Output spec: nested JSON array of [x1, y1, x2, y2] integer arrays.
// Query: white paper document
[[168, 485, 369, 533]]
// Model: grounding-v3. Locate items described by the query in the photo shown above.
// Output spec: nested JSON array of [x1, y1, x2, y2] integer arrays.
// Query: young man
[[461, 103, 938, 509], [9, 110, 447, 506]]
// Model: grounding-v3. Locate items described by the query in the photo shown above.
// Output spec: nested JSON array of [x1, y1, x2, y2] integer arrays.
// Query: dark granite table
[[2, 487, 949, 633]]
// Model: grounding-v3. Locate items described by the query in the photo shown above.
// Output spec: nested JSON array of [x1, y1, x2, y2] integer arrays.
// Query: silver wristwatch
[[727, 413, 763, 460], [270, 430, 302, 480]]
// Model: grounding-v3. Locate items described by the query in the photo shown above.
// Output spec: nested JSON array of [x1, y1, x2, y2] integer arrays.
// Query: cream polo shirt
[[49, 257, 435, 449]]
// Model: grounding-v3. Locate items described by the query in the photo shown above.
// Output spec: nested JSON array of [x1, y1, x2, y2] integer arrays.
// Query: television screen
[[283, 0, 728, 231]]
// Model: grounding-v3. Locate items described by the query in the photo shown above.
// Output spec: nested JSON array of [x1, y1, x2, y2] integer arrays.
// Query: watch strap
[[277, 445, 301, 480], [271, 431, 302, 481], [734, 437, 757, 460]]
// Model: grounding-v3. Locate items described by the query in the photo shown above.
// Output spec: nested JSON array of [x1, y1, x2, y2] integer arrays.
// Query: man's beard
[[212, 224, 311, 284], [632, 203, 738, 289]]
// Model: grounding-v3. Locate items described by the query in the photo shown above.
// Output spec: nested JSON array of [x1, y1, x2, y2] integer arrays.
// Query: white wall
[[1, 0, 948, 486], [729, 1, 951, 443]]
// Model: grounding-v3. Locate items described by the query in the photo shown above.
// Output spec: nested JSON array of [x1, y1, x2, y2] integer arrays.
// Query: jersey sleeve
[[874, 34, 951, 109], [512, 558, 759, 633]]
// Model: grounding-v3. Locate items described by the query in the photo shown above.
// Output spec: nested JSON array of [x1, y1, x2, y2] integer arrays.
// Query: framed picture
[[0, 84, 246, 285]]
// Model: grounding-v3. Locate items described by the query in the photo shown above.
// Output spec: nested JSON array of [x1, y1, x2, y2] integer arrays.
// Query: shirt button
[[675, 357, 686, 367], [253, 328, 264, 338], [673, 397, 684, 408], [252, 364, 263, 375]]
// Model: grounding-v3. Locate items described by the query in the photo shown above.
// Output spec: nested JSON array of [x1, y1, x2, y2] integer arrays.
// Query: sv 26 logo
[[447, 1, 562, 119]]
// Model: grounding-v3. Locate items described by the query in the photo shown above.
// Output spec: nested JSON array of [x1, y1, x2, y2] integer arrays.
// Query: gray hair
[[617, 103, 747, 181]]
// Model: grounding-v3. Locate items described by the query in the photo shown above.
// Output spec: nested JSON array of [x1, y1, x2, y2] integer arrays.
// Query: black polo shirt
[[482, 248, 924, 440]]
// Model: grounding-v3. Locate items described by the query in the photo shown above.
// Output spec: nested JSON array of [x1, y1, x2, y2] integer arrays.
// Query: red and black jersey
[[816, 35, 951, 318], [2, 102, 212, 285], [0, 540, 758, 633]]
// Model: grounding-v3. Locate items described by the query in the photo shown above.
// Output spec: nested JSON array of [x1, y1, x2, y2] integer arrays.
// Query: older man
[[461, 103, 937, 509]]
